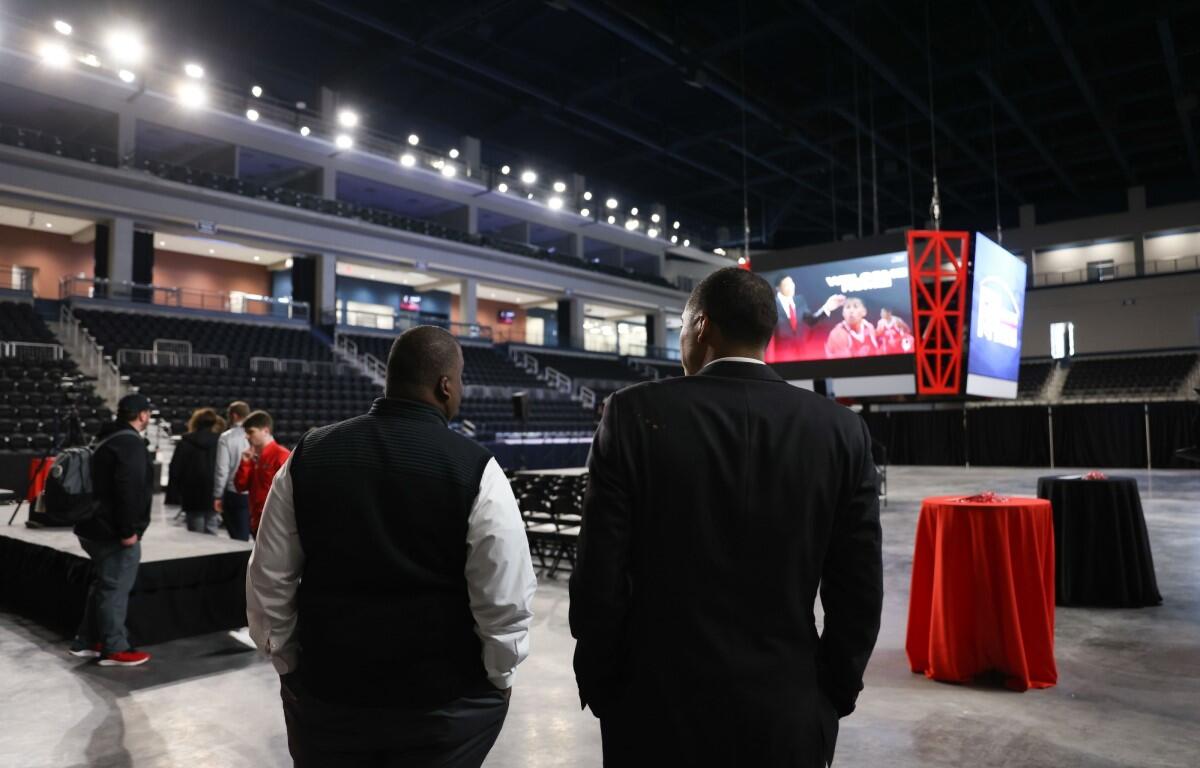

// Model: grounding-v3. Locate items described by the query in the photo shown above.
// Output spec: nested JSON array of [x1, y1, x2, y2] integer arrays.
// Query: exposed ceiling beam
[[1032, 0, 1134, 184], [792, 0, 1024, 204], [1156, 18, 1200, 178], [976, 70, 1082, 200]]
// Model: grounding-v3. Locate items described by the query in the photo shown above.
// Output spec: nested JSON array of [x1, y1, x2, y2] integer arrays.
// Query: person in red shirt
[[824, 297, 880, 358], [234, 410, 291, 536]]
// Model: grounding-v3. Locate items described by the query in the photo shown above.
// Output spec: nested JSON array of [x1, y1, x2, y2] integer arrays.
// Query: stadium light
[[45, 222, 53, 229], [651, 213, 660, 223], [38, 41, 71, 68], [449, 148, 460, 159], [338, 109, 358, 128], [184, 62, 205, 79], [583, 191, 593, 201], [647, 227, 659, 238], [399, 152, 416, 167], [441, 164, 457, 178], [673, 220, 680, 229], [631, 206, 639, 216], [683, 239, 690, 246], [118, 69, 136, 83], [580, 207, 590, 217], [106, 30, 144, 65], [177, 82, 206, 109], [299, 125, 311, 137], [670, 235, 678, 244], [335, 133, 353, 150], [625, 219, 639, 231], [548, 196, 564, 210], [497, 182, 509, 193], [54, 20, 73, 36], [79, 53, 101, 67], [251, 85, 263, 98], [245, 108, 259, 122], [500, 165, 511, 175], [605, 197, 618, 209], [553, 181, 567, 193], [520, 170, 537, 185], [407, 133, 419, 146], [607, 215, 616, 224]]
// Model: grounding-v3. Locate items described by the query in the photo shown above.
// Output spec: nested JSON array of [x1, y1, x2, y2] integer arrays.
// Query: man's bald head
[[385, 326, 465, 418]]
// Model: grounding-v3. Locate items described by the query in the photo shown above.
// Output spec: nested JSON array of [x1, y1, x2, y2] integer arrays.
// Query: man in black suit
[[570, 267, 882, 767], [773, 275, 845, 360]]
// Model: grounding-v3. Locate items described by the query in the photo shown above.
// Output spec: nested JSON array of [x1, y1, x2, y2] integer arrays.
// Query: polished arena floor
[[2, 466, 1198, 767]]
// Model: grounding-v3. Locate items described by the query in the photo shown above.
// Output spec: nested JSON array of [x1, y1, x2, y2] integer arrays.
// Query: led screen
[[965, 233, 1028, 398], [758, 251, 914, 364]]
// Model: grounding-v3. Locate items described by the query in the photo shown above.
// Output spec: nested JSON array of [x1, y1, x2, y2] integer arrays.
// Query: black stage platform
[[0, 497, 253, 646]]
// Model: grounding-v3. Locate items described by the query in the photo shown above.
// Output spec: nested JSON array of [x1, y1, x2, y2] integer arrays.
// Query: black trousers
[[280, 674, 509, 768]]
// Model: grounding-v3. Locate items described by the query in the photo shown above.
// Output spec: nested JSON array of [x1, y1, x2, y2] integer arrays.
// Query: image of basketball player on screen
[[876, 307, 914, 354], [824, 297, 879, 358], [773, 276, 845, 359]]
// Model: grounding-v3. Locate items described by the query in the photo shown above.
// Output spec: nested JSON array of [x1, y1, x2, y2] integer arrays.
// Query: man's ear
[[693, 312, 710, 346], [436, 375, 451, 401]]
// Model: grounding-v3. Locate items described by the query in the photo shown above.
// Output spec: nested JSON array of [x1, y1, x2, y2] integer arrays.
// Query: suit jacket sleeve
[[817, 417, 883, 718], [569, 393, 635, 716]]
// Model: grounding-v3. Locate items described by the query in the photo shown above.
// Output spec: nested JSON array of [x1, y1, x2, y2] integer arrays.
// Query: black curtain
[[864, 409, 965, 466], [557, 299, 574, 349], [291, 255, 316, 312], [1149, 401, 1200, 468], [1053, 403, 1148, 468], [93, 223, 110, 279], [966, 406, 1051, 467]]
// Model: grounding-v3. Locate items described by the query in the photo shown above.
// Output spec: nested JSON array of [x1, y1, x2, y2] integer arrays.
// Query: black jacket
[[168, 430, 220, 513], [569, 361, 883, 767], [75, 421, 154, 541]]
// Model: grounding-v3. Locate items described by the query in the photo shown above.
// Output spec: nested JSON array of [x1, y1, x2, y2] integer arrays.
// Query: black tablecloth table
[[1036, 476, 1162, 607]]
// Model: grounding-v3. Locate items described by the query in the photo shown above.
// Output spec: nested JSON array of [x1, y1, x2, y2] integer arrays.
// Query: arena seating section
[[342, 334, 545, 389], [1017, 361, 1054, 398], [75, 309, 333, 367], [527, 349, 647, 384], [1062, 353, 1197, 398], [0, 301, 108, 451]]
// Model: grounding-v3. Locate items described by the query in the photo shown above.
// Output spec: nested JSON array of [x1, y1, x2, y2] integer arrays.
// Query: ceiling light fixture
[[651, 213, 661, 223], [183, 62, 205, 79], [399, 152, 416, 167], [683, 239, 690, 246], [630, 206, 639, 216], [38, 42, 71, 68], [245, 108, 259, 122], [177, 82, 207, 109], [53, 20, 73, 36], [448, 148, 460, 159], [335, 133, 354, 150], [553, 181, 566, 193], [625, 219, 639, 231], [607, 215, 616, 224], [500, 165, 511, 175], [299, 125, 310, 136], [647, 227, 659, 238], [79, 53, 101, 67], [548, 196, 563, 210], [407, 133, 419, 145], [520, 170, 537, 185], [118, 69, 136, 83], [337, 109, 358, 128], [251, 85, 263, 98], [605, 197, 618, 209], [105, 30, 144, 65], [583, 191, 593, 201], [441, 164, 457, 178], [580, 207, 590, 217], [497, 182, 508, 193]]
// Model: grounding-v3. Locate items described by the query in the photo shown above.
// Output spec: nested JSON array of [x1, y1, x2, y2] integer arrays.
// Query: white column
[[460, 278, 478, 327], [460, 135, 481, 179], [649, 310, 668, 355], [107, 218, 134, 298]]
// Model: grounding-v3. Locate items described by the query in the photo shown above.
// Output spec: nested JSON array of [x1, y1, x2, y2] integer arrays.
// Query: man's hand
[[213, 498, 223, 514], [120, 533, 139, 547], [820, 294, 847, 316], [241, 448, 255, 463]]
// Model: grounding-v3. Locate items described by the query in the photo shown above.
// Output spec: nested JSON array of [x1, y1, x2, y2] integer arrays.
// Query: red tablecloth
[[905, 495, 1057, 691]]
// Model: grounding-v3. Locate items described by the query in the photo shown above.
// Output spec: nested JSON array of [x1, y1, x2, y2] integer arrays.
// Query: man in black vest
[[247, 325, 536, 768], [570, 267, 883, 767]]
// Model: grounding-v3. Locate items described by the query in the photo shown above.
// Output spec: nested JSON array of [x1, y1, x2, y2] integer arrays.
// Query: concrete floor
[[1, 466, 1197, 767]]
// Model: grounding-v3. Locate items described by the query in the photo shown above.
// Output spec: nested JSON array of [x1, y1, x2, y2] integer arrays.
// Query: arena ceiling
[[9, 0, 1200, 249]]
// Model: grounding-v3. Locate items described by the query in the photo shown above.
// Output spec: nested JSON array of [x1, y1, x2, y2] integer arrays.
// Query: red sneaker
[[68, 643, 102, 659], [98, 650, 151, 667]]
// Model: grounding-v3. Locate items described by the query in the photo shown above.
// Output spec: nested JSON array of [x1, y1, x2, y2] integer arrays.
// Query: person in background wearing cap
[[68, 393, 156, 667]]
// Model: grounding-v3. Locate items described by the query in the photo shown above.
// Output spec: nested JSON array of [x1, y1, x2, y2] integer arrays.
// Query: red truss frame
[[906, 230, 970, 396]]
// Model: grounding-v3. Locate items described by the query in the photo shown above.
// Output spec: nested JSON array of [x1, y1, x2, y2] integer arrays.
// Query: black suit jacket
[[569, 361, 882, 767]]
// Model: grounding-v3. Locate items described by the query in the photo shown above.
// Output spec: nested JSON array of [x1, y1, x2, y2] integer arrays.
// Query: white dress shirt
[[704, 356, 767, 368], [246, 455, 537, 689]]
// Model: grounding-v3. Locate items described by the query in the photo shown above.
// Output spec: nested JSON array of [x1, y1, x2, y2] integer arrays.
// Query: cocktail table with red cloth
[[906, 495, 1057, 691]]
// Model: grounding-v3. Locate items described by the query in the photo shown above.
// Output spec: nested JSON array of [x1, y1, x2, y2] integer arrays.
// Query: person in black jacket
[[69, 393, 156, 667], [570, 267, 883, 767], [169, 407, 224, 534]]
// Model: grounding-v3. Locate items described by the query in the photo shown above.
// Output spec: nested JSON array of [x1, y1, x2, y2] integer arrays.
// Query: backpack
[[37, 430, 142, 526]]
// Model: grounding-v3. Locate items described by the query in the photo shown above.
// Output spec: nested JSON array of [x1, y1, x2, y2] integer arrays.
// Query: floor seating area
[[509, 471, 586, 577], [1062, 353, 1198, 397]]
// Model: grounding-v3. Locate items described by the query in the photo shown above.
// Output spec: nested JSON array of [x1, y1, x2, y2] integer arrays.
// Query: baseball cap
[[118, 393, 152, 413]]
